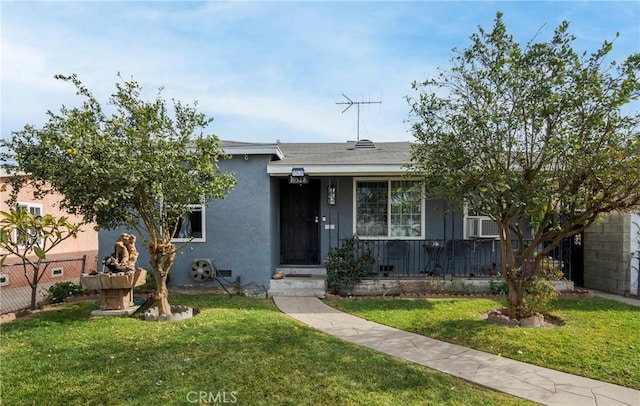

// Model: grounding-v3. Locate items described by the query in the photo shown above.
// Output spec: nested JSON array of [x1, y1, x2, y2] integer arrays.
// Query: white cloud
[[2, 1, 638, 142]]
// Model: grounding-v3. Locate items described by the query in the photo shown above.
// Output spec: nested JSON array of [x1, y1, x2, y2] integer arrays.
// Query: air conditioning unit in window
[[467, 216, 500, 239]]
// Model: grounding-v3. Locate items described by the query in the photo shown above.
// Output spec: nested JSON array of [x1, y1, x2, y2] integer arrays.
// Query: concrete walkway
[[592, 290, 640, 307], [273, 297, 640, 406]]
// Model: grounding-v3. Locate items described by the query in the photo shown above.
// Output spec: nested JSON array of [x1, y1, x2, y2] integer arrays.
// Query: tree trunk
[[30, 267, 39, 310], [148, 241, 176, 316], [155, 275, 171, 315], [506, 275, 525, 319]]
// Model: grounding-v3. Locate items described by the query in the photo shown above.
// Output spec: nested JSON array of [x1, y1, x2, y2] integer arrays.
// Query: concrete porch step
[[276, 267, 327, 277], [269, 268, 327, 298]]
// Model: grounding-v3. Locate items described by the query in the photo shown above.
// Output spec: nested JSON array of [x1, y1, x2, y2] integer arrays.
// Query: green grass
[[327, 296, 640, 389], [0, 295, 533, 405]]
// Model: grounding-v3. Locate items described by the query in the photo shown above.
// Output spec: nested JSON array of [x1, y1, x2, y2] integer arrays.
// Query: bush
[[134, 271, 163, 293], [521, 265, 565, 316], [133, 269, 173, 294], [422, 278, 447, 294], [523, 276, 558, 317], [450, 278, 477, 294], [489, 279, 509, 295], [326, 235, 374, 295], [47, 282, 84, 304]]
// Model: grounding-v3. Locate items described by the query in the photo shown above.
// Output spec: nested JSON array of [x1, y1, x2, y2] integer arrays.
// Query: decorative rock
[[486, 308, 544, 327], [144, 305, 194, 322], [520, 313, 544, 328], [487, 309, 520, 326]]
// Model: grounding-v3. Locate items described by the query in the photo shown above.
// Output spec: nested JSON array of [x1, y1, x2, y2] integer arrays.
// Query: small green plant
[[47, 281, 84, 304], [326, 235, 374, 295], [523, 276, 558, 317], [450, 278, 477, 295], [134, 271, 168, 294], [520, 265, 565, 316], [450, 278, 465, 293], [489, 279, 509, 295], [422, 278, 447, 294], [539, 266, 565, 281]]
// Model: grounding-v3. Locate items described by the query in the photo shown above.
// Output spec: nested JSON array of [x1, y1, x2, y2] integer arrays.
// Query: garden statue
[[81, 233, 146, 311], [102, 233, 139, 272]]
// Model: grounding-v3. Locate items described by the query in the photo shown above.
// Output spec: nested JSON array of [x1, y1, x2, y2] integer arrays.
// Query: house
[[0, 170, 99, 312], [99, 139, 637, 297]]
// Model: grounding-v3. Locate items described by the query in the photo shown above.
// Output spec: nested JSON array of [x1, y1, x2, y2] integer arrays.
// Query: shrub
[[523, 276, 558, 317], [422, 278, 447, 294], [489, 279, 509, 295], [47, 282, 84, 304], [134, 271, 163, 294], [326, 235, 374, 295], [449, 278, 477, 295]]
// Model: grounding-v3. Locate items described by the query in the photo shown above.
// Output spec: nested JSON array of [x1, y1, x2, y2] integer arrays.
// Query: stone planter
[[79, 274, 102, 290], [99, 273, 113, 289], [80, 269, 148, 310]]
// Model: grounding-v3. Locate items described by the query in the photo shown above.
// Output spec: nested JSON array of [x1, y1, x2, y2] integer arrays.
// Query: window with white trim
[[354, 179, 424, 239], [171, 205, 205, 242], [15, 202, 43, 247]]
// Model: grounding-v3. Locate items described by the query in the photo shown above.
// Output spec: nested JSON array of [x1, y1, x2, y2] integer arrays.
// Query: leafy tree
[[0, 209, 81, 310], [408, 13, 640, 319], [1, 74, 236, 315]]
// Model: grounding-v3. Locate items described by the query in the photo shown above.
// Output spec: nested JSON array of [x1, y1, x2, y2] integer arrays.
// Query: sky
[[2, 1, 639, 145]]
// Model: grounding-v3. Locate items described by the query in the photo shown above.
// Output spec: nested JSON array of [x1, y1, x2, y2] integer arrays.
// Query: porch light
[[328, 185, 336, 205]]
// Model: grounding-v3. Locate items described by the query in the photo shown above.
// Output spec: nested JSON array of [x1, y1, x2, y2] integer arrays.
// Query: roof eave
[[223, 145, 285, 160], [267, 164, 408, 176]]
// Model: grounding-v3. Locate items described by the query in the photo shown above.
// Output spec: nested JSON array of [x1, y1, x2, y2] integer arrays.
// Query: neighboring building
[[583, 212, 640, 297], [0, 170, 99, 312], [99, 140, 583, 297]]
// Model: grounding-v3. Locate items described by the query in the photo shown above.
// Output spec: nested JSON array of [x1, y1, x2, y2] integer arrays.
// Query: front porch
[[346, 238, 580, 281], [267, 237, 580, 297]]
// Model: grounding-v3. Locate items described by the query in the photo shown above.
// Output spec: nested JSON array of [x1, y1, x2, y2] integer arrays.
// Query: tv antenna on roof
[[336, 93, 382, 141]]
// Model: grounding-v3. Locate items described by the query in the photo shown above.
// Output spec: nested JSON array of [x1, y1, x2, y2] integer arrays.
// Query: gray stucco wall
[[203, 155, 275, 290], [99, 154, 275, 291], [583, 213, 633, 295]]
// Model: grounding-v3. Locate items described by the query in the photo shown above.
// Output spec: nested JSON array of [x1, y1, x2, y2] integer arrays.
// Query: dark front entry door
[[280, 179, 320, 264]]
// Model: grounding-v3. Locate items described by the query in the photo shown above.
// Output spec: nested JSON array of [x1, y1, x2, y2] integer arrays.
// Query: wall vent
[[354, 139, 376, 149]]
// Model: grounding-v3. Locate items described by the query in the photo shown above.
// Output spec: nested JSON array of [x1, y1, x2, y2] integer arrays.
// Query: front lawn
[[327, 296, 640, 389], [0, 295, 533, 405]]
